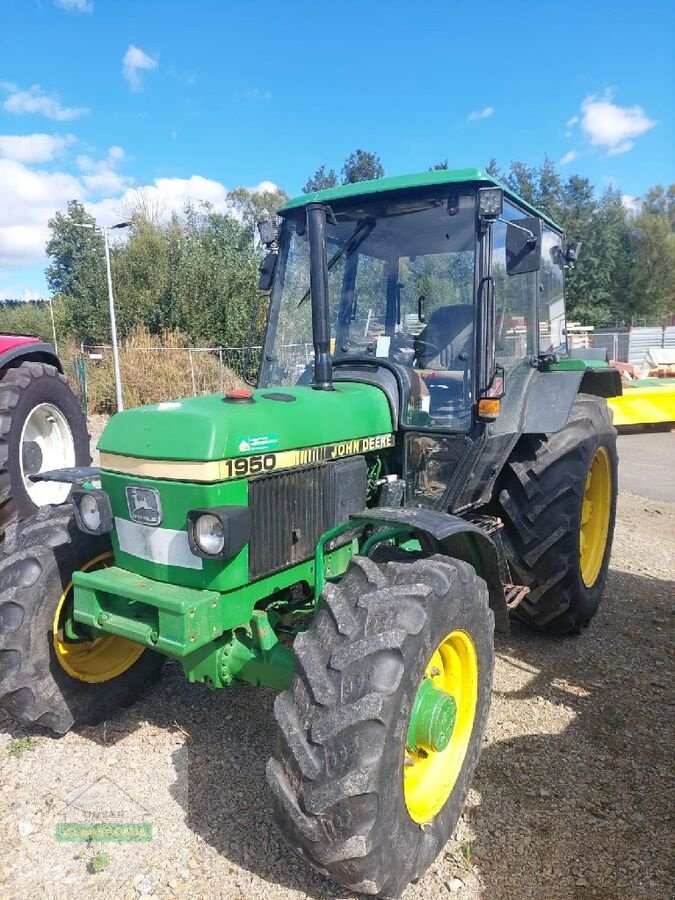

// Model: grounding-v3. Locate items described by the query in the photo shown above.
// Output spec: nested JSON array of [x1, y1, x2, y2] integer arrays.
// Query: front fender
[[355, 507, 509, 633], [0, 339, 62, 373]]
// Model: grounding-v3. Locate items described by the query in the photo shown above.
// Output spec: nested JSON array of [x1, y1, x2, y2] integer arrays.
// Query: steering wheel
[[390, 333, 440, 366]]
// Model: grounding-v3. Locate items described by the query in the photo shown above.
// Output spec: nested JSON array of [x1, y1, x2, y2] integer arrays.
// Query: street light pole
[[102, 225, 124, 412], [73, 219, 132, 413]]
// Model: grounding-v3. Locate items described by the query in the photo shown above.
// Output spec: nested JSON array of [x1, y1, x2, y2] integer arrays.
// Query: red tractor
[[0, 335, 90, 535]]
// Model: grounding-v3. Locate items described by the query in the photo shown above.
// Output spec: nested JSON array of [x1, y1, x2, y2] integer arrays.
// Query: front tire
[[0, 361, 90, 535], [498, 393, 618, 633], [266, 553, 494, 897], [0, 505, 164, 734]]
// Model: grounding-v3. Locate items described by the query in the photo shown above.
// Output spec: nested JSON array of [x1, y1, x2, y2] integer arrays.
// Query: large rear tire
[[0, 361, 90, 535], [498, 393, 618, 634], [266, 553, 494, 897], [0, 505, 164, 734]]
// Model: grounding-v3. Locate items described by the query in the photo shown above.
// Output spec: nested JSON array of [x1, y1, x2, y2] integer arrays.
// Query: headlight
[[186, 506, 250, 560], [193, 514, 225, 556], [80, 493, 101, 531], [72, 489, 113, 535]]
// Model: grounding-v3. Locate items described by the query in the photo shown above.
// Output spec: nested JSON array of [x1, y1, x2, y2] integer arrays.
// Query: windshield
[[260, 191, 477, 429]]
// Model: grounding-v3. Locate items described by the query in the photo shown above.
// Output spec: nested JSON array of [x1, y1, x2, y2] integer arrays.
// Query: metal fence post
[[188, 348, 196, 395]]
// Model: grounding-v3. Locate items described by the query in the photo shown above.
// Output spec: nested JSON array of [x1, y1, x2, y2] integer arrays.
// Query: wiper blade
[[297, 218, 375, 308]]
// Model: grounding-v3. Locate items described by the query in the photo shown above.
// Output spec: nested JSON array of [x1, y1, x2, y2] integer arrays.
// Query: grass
[[7, 736, 38, 758], [88, 851, 110, 874], [457, 842, 473, 870]]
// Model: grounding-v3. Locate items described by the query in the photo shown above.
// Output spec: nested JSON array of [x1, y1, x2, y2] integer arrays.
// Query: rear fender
[[522, 367, 621, 435], [356, 507, 509, 633]]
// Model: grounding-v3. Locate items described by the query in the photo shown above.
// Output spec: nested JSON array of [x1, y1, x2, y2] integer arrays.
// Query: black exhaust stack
[[306, 203, 334, 391]]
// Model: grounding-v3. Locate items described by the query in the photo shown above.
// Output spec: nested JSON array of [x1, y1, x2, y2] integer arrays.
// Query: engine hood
[[97, 382, 393, 463]]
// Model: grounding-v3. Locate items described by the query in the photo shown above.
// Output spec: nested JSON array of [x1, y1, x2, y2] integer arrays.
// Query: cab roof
[[281, 166, 562, 231]]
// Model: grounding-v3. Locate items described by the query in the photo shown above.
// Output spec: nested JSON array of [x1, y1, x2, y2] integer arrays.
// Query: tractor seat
[[414, 304, 473, 371]]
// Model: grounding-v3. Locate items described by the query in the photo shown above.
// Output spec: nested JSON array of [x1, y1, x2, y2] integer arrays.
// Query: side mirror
[[257, 220, 279, 247], [506, 217, 542, 275], [258, 252, 277, 291], [565, 241, 582, 265], [418, 294, 426, 323]]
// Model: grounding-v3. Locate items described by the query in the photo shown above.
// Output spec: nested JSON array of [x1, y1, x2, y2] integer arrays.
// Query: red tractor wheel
[[0, 361, 90, 535]]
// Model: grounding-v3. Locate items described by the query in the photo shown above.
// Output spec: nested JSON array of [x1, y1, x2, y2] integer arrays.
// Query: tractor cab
[[260, 169, 567, 434]]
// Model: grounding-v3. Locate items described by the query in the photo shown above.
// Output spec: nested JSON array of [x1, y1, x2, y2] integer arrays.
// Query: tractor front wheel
[[0, 505, 164, 734], [267, 553, 494, 897]]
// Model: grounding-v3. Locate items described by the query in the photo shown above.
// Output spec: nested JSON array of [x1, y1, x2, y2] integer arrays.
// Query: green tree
[[640, 184, 675, 230], [429, 159, 448, 171], [485, 157, 501, 178], [303, 165, 338, 193], [627, 210, 675, 321], [226, 185, 289, 240], [45, 200, 109, 343], [0, 300, 54, 342], [341, 149, 384, 184], [113, 220, 171, 337]]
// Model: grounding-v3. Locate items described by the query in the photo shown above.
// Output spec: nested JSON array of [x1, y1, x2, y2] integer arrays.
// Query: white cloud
[[468, 106, 494, 121], [559, 150, 578, 165], [122, 45, 159, 91], [244, 88, 272, 102], [54, 0, 93, 12], [0, 159, 85, 269], [566, 115, 579, 127], [2, 83, 88, 121], [0, 151, 280, 277], [76, 146, 130, 196], [0, 287, 43, 302], [0, 133, 75, 163], [579, 92, 656, 155], [622, 194, 641, 214]]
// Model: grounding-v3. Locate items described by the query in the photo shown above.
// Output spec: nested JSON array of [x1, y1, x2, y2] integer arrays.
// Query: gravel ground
[[0, 432, 673, 898]]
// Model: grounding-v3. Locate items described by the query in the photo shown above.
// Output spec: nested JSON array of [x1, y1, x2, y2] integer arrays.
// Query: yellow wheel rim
[[579, 446, 612, 588], [403, 629, 478, 824], [52, 552, 145, 683]]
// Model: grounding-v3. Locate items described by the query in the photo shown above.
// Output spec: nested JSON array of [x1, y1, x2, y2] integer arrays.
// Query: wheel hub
[[403, 628, 478, 824], [21, 440, 43, 476], [407, 678, 457, 753]]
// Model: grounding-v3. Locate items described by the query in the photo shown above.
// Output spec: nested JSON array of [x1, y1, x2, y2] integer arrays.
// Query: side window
[[539, 227, 565, 354], [492, 202, 537, 370]]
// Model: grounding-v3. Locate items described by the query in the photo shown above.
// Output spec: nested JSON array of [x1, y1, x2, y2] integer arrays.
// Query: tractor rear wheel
[[0, 505, 164, 734], [498, 393, 618, 634], [266, 553, 494, 897], [0, 361, 90, 536]]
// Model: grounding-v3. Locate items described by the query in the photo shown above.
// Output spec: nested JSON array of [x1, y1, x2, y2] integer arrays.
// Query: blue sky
[[1, 0, 673, 299]]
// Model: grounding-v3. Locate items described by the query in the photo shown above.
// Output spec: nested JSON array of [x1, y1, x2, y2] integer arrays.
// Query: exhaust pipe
[[306, 203, 334, 391]]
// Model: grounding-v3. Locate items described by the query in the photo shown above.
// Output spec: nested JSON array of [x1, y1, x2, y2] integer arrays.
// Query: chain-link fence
[[72, 343, 315, 415]]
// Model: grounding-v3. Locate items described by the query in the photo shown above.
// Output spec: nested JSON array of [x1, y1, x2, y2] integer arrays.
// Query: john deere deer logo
[[125, 486, 163, 526]]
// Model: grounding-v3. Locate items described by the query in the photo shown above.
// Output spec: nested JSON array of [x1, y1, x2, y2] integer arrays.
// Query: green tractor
[[0, 169, 619, 896]]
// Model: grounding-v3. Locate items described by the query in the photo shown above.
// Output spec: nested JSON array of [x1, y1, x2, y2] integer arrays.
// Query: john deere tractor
[[0, 169, 620, 896]]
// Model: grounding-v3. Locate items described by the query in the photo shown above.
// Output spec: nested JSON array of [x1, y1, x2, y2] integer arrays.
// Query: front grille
[[248, 456, 366, 580]]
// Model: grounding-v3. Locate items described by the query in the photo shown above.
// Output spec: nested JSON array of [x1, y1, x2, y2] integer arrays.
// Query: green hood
[[97, 382, 393, 462]]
